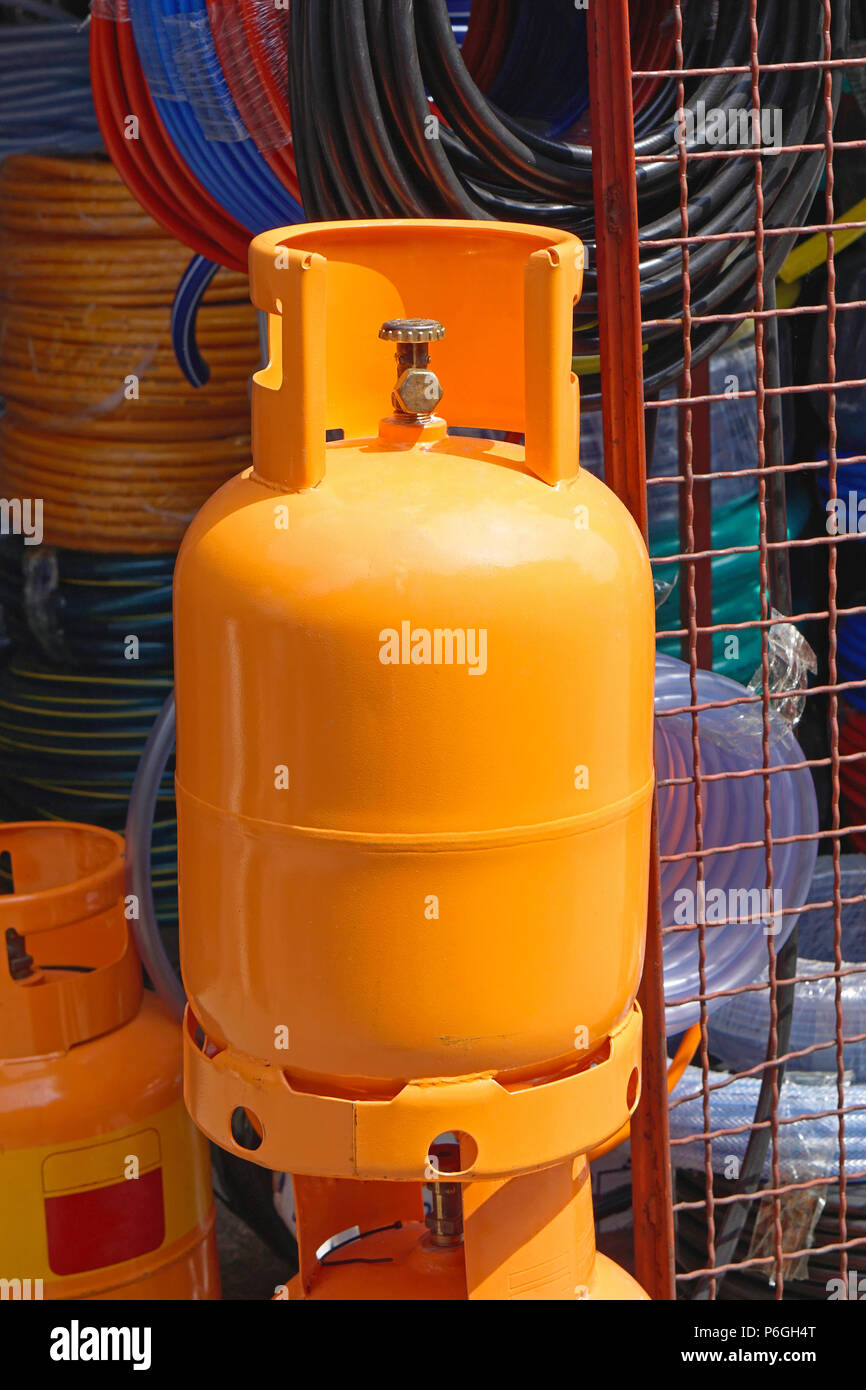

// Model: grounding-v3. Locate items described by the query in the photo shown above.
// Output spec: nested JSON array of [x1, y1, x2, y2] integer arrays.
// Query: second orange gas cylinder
[[0, 822, 219, 1300]]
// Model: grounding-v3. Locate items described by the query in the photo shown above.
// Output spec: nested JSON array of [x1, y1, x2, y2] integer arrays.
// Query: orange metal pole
[[587, 0, 676, 1299]]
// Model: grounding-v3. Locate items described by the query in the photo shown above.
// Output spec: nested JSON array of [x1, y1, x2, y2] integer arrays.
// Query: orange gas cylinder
[[0, 822, 219, 1300], [175, 220, 654, 1299]]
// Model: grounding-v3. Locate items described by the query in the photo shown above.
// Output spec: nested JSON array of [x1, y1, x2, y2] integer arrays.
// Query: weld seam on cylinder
[[175, 773, 656, 851]]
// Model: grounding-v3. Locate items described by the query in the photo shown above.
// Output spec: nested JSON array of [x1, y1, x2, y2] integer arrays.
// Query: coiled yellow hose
[[0, 155, 257, 551]]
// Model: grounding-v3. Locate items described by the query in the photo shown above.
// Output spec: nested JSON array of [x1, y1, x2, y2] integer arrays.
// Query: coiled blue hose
[[170, 252, 221, 387], [445, 0, 470, 44], [127, 0, 302, 232], [839, 612, 866, 714], [0, 15, 103, 158], [489, 0, 589, 137]]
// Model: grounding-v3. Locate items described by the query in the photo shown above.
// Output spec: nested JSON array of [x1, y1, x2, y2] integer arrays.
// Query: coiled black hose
[[0, 544, 174, 672], [288, 0, 850, 404]]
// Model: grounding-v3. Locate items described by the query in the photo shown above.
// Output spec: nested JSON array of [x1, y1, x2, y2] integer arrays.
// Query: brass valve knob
[[379, 318, 446, 344], [379, 318, 446, 421]]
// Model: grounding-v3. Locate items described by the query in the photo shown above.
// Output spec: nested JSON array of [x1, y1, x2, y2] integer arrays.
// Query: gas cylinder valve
[[379, 317, 445, 421]]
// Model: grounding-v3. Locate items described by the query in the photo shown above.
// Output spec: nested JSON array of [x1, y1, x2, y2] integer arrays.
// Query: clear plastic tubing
[[670, 1063, 866, 1181], [708, 856, 866, 1080], [655, 654, 819, 1034]]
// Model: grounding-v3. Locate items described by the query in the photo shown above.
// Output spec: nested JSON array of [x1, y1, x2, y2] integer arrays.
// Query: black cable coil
[[288, 0, 850, 405]]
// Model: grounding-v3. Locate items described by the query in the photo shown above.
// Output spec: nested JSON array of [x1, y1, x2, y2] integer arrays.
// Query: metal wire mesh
[[622, 0, 866, 1299]]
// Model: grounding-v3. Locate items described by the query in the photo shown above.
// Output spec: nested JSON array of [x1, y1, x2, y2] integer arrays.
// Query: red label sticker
[[44, 1168, 165, 1276]]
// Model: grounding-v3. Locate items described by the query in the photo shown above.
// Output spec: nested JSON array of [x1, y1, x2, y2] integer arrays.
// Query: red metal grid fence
[[592, 0, 866, 1300]]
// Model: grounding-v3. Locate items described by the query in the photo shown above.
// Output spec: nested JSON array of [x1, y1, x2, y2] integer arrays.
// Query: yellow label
[[41, 1129, 162, 1196]]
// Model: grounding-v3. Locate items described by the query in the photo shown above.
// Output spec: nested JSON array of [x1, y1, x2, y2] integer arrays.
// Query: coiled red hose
[[89, 10, 249, 272]]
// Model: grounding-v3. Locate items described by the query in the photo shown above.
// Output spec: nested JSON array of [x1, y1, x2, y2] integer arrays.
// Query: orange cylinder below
[[0, 822, 219, 1300], [0, 993, 220, 1301]]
